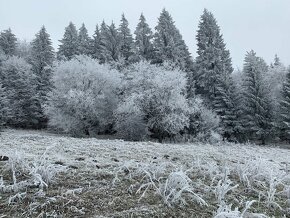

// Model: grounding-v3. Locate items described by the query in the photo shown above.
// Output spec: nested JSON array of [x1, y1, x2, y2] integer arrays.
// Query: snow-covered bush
[[115, 96, 147, 141], [46, 55, 121, 136], [0, 148, 65, 196], [214, 201, 259, 218], [159, 170, 207, 207], [0, 83, 10, 129], [114, 161, 207, 208], [185, 97, 221, 142], [115, 61, 190, 141]]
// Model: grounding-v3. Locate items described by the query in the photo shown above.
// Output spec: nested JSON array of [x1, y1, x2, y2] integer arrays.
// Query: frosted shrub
[[215, 176, 239, 204], [186, 97, 221, 142], [214, 201, 264, 218], [0, 148, 65, 194], [115, 96, 147, 141], [46, 55, 121, 136], [0, 83, 9, 129], [160, 171, 207, 207], [115, 61, 190, 141]]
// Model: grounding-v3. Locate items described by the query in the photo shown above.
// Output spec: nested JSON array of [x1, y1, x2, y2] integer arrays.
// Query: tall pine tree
[[273, 54, 281, 67], [57, 22, 78, 60], [194, 9, 238, 140], [265, 55, 287, 132], [99, 22, 120, 63], [0, 83, 9, 128], [214, 73, 241, 141], [0, 28, 17, 56], [92, 24, 102, 60], [134, 13, 154, 61], [98, 21, 108, 63], [194, 9, 233, 104], [30, 26, 55, 93], [30, 26, 55, 126], [77, 23, 92, 56], [241, 51, 272, 144], [279, 68, 290, 141], [153, 9, 193, 71], [0, 56, 41, 128], [118, 14, 135, 64]]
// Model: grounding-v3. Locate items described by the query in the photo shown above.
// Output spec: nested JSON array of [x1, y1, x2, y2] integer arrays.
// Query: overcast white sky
[[0, 0, 289, 68]]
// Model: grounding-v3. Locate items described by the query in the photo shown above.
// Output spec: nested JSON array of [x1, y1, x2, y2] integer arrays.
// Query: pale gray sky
[[0, 0, 289, 68]]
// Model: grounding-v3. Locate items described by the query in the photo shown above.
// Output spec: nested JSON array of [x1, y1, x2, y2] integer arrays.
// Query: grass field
[[0, 129, 290, 217]]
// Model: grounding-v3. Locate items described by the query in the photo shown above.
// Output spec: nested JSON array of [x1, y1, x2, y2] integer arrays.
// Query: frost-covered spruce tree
[[0, 51, 8, 129], [92, 25, 102, 60], [153, 9, 193, 71], [15, 40, 32, 61], [118, 14, 136, 64], [98, 21, 108, 63], [213, 75, 241, 141], [0, 28, 17, 56], [265, 55, 287, 115], [264, 55, 288, 138], [241, 51, 273, 144], [30, 26, 54, 97], [193, 9, 238, 140], [57, 22, 78, 60], [279, 68, 290, 141], [77, 23, 92, 56], [106, 22, 121, 62], [0, 83, 9, 128], [194, 9, 233, 104], [99, 22, 120, 63], [0, 56, 41, 128], [273, 54, 281, 67], [134, 13, 154, 61], [0, 47, 6, 62], [30, 26, 55, 126]]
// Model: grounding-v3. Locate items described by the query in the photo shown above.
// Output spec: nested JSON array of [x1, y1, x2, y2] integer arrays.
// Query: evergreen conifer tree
[[92, 25, 102, 60], [78, 23, 92, 56], [99, 22, 120, 63], [0, 56, 41, 128], [0, 28, 17, 56], [279, 69, 290, 141], [265, 55, 287, 133], [30, 26, 54, 94], [273, 54, 281, 67], [213, 73, 241, 140], [194, 9, 233, 104], [241, 50, 273, 144], [30, 26, 55, 126], [98, 21, 109, 63], [194, 9, 239, 140], [153, 9, 193, 71], [0, 83, 9, 128], [57, 22, 78, 60], [118, 14, 135, 63], [134, 13, 154, 61]]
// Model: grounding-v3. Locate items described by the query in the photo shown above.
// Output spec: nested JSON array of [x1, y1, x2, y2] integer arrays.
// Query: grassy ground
[[0, 129, 290, 217]]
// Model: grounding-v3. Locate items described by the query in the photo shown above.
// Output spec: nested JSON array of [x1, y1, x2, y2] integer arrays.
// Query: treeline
[[0, 9, 289, 144]]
